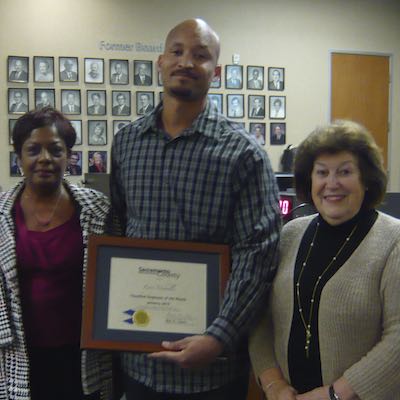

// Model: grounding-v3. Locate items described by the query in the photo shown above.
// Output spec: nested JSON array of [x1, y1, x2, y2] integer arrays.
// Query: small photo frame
[[208, 93, 223, 114], [270, 122, 286, 145], [34, 56, 54, 83], [9, 119, 17, 144], [248, 95, 265, 119], [110, 59, 129, 85], [225, 65, 243, 89], [247, 66, 264, 90], [85, 58, 104, 84], [112, 91, 131, 116], [210, 64, 222, 88], [249, 122, 266, 146], [134, 60, 153, 86], [66, 151, 83, 176], [88, 150, 107, 173], [88, 120, 107, 146], [269, 96, 286, 119], [8, 88, 29, 114], [8, 56, 29, 83], [35, 89, 55, 109], [10, 151, 22, 177], [59, 57, 79, 82], [113, 120, 130, 135], [136, 91, 154, 115], [268, 67, 285, 91], [61, 89, 81, 114], [69, 120, 82, 145], [87, 90, 107, 116], [159, 92, 164, 103], [227, 94, 244, 118]]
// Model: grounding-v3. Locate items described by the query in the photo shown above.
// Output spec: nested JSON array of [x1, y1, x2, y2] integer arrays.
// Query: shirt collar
[[137, 99, 222, 140]]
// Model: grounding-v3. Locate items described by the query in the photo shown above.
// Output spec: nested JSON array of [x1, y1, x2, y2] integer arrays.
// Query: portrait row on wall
[[7, 56, 285, 91], [7, 88, 157, 117]]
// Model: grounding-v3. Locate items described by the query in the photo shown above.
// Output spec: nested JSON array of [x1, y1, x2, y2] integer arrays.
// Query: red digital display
[[279, 196, 293, 216]]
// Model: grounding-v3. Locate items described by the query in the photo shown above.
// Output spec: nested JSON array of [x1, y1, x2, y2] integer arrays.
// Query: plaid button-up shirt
[[110, 101, 281, 394]]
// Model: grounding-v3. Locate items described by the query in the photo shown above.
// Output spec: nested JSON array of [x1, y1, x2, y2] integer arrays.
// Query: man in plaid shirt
[[110, 18, 281, 400]]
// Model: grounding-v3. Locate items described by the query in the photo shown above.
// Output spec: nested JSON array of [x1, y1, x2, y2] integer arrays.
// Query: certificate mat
[[81, 235, 230, 352]]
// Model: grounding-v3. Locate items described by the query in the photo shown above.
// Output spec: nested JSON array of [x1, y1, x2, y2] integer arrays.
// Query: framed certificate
[[81, 236, 230, 352]]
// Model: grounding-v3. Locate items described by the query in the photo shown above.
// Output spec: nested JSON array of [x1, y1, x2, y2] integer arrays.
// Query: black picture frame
[[69, 120, 82, 145], [85, 58, 104, 84], [9, 119, 17, 145], [8, 88, 29, 114], [10, 151, 22, 177], [227, 94, 244, 118], [59, 57, 79, 82], [208, 93, 223, 114], [33, 56, 54, 83], [113, 120, 130, 135], [87, 90, 107, 116], [136, 91, 154, 115], [112, 91, 131, 116], [66, 151, 83, 176], [225, 65, 243, 89], [61, 89, 81, 115], [249, 122, 266, 146], [210, 64, 222, 88], [110, 59, 129, 85], [159, 92, 164, 103], [8, 56, 29, 83], [270, 122, 286, 145], [88, 120, 108, 146], [88, 150, 107, 173], [248, 95, 265, 119], [34, 88, 55, 109], [268, 67, 285, 91], [247, 66, 264, 90], [133, 60, 153, 86], [269, 96, 286, 119], [81, 236, 230, 352]]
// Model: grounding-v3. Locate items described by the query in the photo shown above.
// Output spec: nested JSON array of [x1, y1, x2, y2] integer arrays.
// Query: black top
[[288, 209, 377, 393]]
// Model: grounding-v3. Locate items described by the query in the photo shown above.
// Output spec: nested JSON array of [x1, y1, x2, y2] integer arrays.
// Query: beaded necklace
[[296, 221, 358, 358]]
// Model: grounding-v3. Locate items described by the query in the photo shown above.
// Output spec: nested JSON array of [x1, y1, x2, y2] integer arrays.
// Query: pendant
[[305, 329, 311, 358]]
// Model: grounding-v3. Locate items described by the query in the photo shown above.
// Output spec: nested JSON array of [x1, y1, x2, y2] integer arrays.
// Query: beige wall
[[1, 0, 400, 191]]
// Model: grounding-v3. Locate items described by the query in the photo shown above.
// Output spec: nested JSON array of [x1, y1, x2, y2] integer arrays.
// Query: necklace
[[296, 221, 358, 358]]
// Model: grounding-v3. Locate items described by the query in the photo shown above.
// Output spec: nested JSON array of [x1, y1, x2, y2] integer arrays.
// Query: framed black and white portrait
[[59, 57, 79, 82], [69, 120, 82, 145], [208, 93, 223, 114], [210, 64, 222, 88], [113, 120, 130, 135], [269, 96, 286, 119], [61, 89, 81, 115], [88, 150, 107, 173], [9, 119, 17, 144], [87, 90, 106, 116], [35, 89, 55, 110], [270, 122, 286, 145], [249, 122, 266, 146], [10, 151, 22, 177], [66, 151, 83, 176], [136, 91, 154, 115], [85, 58, 104, 84], [248, 95, 265, 119], [225, 65, 243, 89], [34, 56, 54, 83], [110, 59, 129, 85], [247, 66, 264, 90], [227, 94, 244, 118], [268, 67, 285, 91], [133, 60, 153, 86], [88, 120, 107, 146], [112, 91, 131, 116], [8, 88, 29, 114], [8, 56, 29, 83]]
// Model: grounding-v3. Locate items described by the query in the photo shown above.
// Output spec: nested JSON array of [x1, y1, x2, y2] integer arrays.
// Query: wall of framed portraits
[[1, 0, 400, 192]]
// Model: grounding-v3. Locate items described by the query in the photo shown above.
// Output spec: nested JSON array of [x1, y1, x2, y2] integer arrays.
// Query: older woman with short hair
[[249, 120, 400, 400]]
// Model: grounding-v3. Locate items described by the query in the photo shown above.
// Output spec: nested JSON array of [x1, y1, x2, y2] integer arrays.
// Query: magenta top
[[15, 201, 84, 347]]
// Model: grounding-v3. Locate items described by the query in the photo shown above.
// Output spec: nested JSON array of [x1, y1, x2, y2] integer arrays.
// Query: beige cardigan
[[249, 212, 400, 400]]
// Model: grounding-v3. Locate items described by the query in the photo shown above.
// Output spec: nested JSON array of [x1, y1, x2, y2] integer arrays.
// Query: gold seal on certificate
[[133, 310, 150, 326]]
